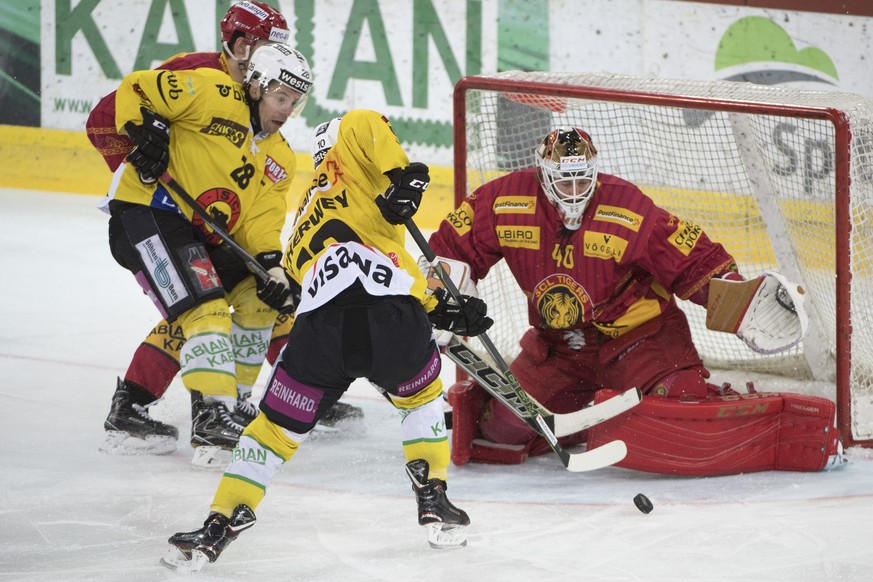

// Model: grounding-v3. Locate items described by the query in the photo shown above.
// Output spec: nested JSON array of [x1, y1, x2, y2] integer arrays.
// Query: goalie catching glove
[[254, 251, 297, 314], [376, 162, 429, 224], [428, 287, 493, 337], [124, 106, 170, 185], [706, 271, 809, 354]]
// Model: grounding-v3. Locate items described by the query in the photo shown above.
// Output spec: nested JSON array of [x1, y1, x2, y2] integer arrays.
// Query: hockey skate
[[406, 459, 470, 549], [160, 504, 256, 573], [99, 378, 178, 455], [232, 393, 259, 427], [321, 400, 364, 427], [190, 396, 244, 468]]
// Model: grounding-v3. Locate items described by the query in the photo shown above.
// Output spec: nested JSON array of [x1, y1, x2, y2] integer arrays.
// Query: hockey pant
[[108, 202, 273, 400], [210, 293, 449, 517]]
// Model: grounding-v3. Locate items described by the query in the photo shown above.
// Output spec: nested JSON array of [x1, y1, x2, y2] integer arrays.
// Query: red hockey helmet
[[220, 2, 290, 49]]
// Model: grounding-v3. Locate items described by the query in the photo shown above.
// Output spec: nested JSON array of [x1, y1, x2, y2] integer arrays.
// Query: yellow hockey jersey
[[283, 110, 436, 314], [111, 67, 295, 256]]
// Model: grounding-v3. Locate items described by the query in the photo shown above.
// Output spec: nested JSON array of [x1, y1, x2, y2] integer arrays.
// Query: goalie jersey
[[109, 66, 295, 258], [283, 110, 436, 315], [429, 169, 737, 339]]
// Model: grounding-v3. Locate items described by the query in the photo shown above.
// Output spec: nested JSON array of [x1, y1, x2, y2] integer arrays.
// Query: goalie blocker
[[587, 389, 842, 475]]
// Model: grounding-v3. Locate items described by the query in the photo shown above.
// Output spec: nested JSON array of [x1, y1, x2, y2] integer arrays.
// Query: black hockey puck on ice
[[633, 493, 653, 514]]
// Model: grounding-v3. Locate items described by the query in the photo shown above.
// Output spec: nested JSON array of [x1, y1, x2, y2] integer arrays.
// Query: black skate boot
[[160, 504, 256, 572], [232, 387, 258, 427], [406, 459, 470, 548], [320, 400, 364, 427], [99, 378, 178, 455], [191, 398, 244, 450]]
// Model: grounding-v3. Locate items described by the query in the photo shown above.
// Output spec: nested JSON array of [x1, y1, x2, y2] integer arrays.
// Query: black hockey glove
[[124, 107, 170, 185], [428, 287, 493, 337], [375, 162, 430, 225], [255, 251, 295, 313]]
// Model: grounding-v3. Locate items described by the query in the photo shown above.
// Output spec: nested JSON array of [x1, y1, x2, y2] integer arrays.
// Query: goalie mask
[[220, 2, 290, 61], [245, 43, 312, 119], [535, 127, 599, 230]]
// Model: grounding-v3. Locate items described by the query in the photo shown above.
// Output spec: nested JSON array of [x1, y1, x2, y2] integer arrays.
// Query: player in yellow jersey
[[96, 2, 305, 457], [105, 43, 311, 465], [161, 112, 494, 572]]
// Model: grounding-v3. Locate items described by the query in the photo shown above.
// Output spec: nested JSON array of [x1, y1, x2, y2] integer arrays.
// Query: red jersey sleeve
[[638, 205, 738, 306], [428, 179, 507, 282], [86, 52, 225, 172]]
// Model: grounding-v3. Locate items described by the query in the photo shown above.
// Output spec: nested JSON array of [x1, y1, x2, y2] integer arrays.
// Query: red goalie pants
[[450, 302, 712, 465]]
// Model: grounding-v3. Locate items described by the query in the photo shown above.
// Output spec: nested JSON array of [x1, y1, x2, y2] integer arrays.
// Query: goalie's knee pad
[[648, 367, 711, 399], [479, 397, 536, 446], [449, 381, 531, 466], [587, 389, 840, 475], [447, 381, 486, 466]]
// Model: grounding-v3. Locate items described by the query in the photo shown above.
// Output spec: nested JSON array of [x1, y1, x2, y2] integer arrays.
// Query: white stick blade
[[565, 440, 627, 473], [552, 388, 641, 438]]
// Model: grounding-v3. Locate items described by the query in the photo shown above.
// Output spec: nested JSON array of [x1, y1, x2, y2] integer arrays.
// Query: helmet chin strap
[[223, 40, 253, 63], [249, 97, 264, 135]]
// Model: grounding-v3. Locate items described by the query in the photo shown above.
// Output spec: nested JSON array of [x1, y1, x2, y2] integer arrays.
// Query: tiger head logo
[[532, 274, 592, 329]]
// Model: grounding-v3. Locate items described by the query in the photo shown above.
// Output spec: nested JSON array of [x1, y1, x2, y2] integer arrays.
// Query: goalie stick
[[445, 336, 642, 438], [404, 219, 631, 472]]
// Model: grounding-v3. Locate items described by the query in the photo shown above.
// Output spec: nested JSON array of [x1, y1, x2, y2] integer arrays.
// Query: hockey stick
[[160, 172, 269, 282], [445, 336, 642, 438], [405, 219, 629, 472]]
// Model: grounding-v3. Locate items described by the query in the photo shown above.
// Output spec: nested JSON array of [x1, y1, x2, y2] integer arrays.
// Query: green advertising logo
[[715, 16, 838, 85]]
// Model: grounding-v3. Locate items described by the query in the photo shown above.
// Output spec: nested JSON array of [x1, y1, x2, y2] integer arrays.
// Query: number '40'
[[552, 244, 574, 268]]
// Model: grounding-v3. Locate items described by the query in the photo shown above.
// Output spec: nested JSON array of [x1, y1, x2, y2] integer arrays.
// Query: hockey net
[[453, 71, 873, 448]]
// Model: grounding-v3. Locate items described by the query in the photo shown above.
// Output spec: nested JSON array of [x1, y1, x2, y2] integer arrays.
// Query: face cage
[[538, 164, 598, 229]]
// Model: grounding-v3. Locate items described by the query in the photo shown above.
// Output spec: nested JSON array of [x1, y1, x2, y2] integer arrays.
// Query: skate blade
[[426, 523, 468, 549], [98, 431, 177, 456], [160, 545, 209, 573], [191, 445, 232, 469]]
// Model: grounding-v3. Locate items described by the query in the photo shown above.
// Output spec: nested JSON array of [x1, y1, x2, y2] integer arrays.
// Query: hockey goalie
[[426, 126, 842, 476]]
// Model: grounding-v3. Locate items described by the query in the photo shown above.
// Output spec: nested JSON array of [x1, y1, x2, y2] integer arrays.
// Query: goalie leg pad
[[446, 380, 589, 466], [447, 381, 487, 466], [447, 381, 533, 465], [587, 389, 839, 476]]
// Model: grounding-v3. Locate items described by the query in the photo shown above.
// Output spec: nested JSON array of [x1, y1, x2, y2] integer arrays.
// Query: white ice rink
[[1, 188, 872, 582]]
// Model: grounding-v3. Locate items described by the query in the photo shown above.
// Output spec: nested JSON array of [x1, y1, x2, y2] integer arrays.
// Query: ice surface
[[1, 189, 872, 582]]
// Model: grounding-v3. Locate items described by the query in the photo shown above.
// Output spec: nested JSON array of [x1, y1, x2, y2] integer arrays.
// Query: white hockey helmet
[[245, 43, 312, 118], [535, 127, 599, 230], [310, 116, 342, 168]]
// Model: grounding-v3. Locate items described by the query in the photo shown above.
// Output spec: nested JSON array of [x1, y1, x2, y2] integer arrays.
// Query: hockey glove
[[428, 287, 493, 337], [254, 251, 296, 313], [124, 107, 170, 185], [375, 162, 430, 224]]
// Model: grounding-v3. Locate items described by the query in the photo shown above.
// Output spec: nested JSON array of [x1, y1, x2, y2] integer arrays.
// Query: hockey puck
[[633, 493, 653, 514]]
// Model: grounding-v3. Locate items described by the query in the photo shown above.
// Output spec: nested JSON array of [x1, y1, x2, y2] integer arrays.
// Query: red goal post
[[451, 71, 873, 448]]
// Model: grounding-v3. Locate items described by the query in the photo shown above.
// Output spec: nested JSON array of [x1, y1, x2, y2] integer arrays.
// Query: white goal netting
[[455, 71, 873, 446]]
